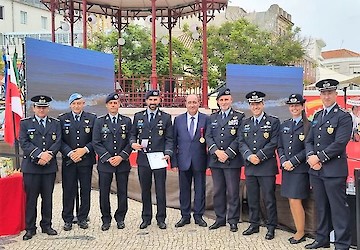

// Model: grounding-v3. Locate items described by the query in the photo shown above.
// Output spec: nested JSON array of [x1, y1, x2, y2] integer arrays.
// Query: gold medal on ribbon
[[85, 127, 90, 133], [199, 137, 205, 143], [30, 134, 34, 139], [263, 132, 269, 139], [121, 134, 126, 139], [159, 130, 163, 136], [230, 129, 236, 135], [299, 134, 305, 141], [52, 133, 57, 140], [327, 126, 334, 134]]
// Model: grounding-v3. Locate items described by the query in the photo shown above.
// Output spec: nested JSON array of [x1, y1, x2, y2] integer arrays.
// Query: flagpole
[[9, 86, 21, 170]]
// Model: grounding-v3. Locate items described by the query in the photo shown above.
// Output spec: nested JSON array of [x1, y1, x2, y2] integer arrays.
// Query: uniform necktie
[[112, 116, 117, 124], [75, 115, 80, 122], [254, 118, 259, 127], [222, 112, 226, 120], [322, 109, 328, 122], [39, 119, 45, 128], [149, 113, 155, 126], [189, 116, 195, 139]]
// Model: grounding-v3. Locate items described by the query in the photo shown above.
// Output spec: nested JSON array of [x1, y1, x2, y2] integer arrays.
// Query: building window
[[350, 65, 360, 74], [20, 11, 27, 24], [0, 6, 4, 20], [41, 16, 47, 29]]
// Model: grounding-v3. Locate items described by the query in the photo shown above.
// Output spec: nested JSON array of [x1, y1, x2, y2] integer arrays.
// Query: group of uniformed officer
[[19, 78, 352, 249]]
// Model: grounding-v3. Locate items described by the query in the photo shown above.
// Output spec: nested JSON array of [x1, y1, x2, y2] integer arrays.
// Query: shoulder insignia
[[58, 113, 66, 117], [21, 116, 32, 121], [97, 115, 106, 119], [49, 117, 59, 121]]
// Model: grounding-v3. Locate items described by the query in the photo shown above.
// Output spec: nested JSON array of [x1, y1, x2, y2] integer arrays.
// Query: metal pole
[[70, 0, 74, 46], [82, 0, 87, 48], [150, 0, 157, 90], [118, 10, 122, 84], [355, 168, 360, 249], [201, 0, 208, 108]]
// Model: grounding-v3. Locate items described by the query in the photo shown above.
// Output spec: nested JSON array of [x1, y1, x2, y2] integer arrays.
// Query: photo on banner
[[226, 64, 303, 122], [25, 37, 114, 117]]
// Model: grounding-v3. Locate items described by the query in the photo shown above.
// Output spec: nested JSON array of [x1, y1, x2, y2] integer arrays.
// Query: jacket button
[[254, 133, 257, 136], [319, 128, 322, 131], [77, 131, 80, 134], [114, 141, 117, 143]]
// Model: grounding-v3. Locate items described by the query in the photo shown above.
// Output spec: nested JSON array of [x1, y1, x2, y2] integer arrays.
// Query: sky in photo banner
[[230, 0, 360, 53]]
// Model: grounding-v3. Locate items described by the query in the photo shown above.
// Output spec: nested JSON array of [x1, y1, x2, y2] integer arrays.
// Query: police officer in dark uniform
[[278, 94, 310, 244], [205, 88, 244, 232], [130, 90, 173, 230], [59, 93, 96, 231], [305, 79, 352, 250], [93, 92, 132, 231], [238, 91, 280, 240], [19, 95, 61, 240]]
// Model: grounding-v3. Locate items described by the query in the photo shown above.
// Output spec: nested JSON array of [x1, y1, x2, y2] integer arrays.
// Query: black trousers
[[138, 166, 166, 223], [246, 175, 277, 228], [23, 173, 56, 231], [62, 164, 93, 223], [211, 168, 240, 224], [98, 171, 129, 224], [178, 165, 206, 219], [310, 175, 351, 249]]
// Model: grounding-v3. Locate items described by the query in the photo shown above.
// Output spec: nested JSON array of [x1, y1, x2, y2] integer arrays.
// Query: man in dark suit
[[305, 79, 352, 250], [205, 88, 244, 232], [58, 93, 96, 231], [172, 94, 208, 228], [92, 92, 132, 231], [130, 90, 173, 230], [19, 95, 62, 240], [238, 91, 280, 240]]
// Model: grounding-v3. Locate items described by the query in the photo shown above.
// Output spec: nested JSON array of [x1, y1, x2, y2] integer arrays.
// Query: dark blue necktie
[[189, 116, 195, 139]]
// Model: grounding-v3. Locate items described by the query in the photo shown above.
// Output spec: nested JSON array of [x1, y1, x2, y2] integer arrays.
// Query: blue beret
[[106, 92, 120, 103], [285, 93, 306, 104], [245, 91, 266, 103], [145, 90, 160, 99], [68, 93, 83, 105], [216, 88, 231, 100], [31, 95, 52, 107], [315, 79, 339, 91]]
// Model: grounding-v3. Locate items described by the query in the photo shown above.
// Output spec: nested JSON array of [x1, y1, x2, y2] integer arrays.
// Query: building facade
[[322, 49, 360, 77]]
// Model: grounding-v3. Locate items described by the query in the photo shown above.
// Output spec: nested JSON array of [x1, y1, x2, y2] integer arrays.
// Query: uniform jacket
[[58, 111, 96, 167], [130, 109, 173, 167], [278, 119, 309, 173], [205, 108, 244, 169], [19, 116, 62, 174], [305, 104, 352, 177], [238, 113, 280, 176], [92, 114, 132, 173], [172, 112, 208, 171]]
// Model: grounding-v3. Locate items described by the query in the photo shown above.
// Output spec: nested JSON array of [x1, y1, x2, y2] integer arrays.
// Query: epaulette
[[58, 113, 66, 117], [313, 110, 321, 117], [50, 117, 59, 121], [21, 116, 32, 121], [268, 114, 278, 119], [97, 115, 106, 119], [233, 109, 244, 114]]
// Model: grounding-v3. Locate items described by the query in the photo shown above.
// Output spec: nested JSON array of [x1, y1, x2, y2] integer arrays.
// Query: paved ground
[[0, 184, 332, 250]]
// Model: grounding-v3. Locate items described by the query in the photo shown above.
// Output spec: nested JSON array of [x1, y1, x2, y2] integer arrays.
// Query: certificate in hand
[[146, 152, 168, 170]]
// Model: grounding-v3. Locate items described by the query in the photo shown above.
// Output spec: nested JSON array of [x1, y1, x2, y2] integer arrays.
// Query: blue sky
[[230, 0, 360, 53]]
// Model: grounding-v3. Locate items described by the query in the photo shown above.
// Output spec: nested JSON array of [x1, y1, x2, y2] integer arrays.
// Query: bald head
[[186, 94, 200, 116]]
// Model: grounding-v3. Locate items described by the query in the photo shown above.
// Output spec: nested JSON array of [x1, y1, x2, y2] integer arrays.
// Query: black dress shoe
[[41, 227, 58, 235], [229, 223, 238, 232], [139, 221, 151, 229], [78, 220, 88, 229], [265, 228, 275, 240], [117, 221, 125, 229], [194, 217, 207, 227], [289, 235, 306, 244], [23, 230, 36, 240], [209, 221, 226, 230], [101, 223, 111, 231], [157, 222, 167, 229], [175, 218, 190, 228], [63, 222, 72, 231], [242, 225, 259, 235], [305, 240, 330, 249]]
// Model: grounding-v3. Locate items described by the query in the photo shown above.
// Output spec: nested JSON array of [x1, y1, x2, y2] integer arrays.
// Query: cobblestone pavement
[[0, 184, 333, 250]]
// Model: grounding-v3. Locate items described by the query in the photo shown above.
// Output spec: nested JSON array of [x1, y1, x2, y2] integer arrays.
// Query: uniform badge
[[85, 127, 90, 133], [29, 133, 34, 139], [244, 133, 247, 137], [199, 137, 205, 143], [230, 129, 236, 135], [139, 128, 142, 134], [263, 132, 269, 139], [84, 119, 89, 124], [52, 133, 57, 141], [327, 126, 334, 134], [121, 124, 126, 130], [121, 134, 126, 139], [159, 130, 163, 136], [299, 134, 305, 141], [65, 129, 70, 134]]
